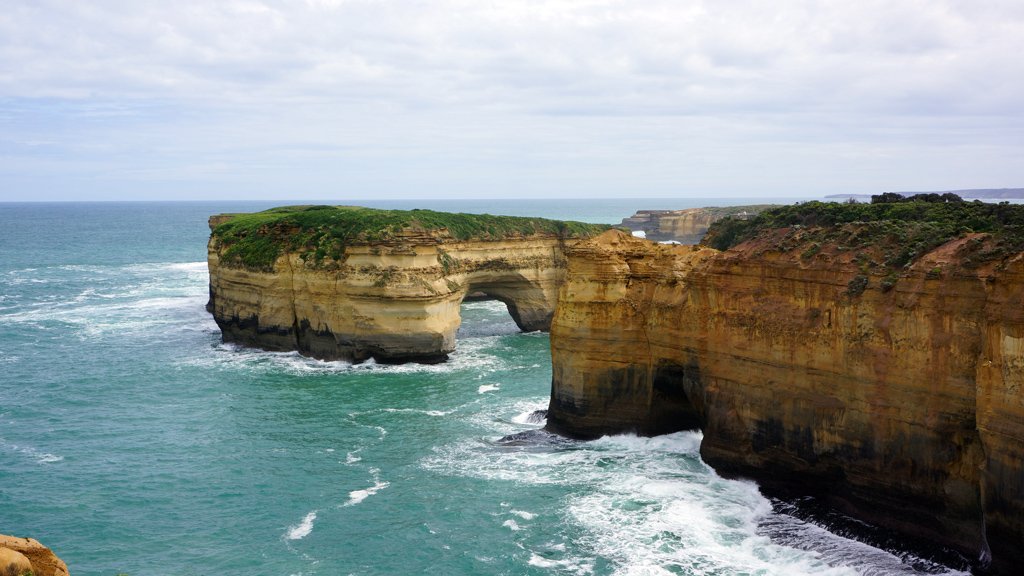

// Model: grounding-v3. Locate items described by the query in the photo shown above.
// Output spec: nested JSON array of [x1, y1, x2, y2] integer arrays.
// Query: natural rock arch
[[208, 225, 585, 364]]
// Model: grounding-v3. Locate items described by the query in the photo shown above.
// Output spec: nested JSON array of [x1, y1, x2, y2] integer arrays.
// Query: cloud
[[4, 0, 1022, 115], [1, 0, 1023, 200]]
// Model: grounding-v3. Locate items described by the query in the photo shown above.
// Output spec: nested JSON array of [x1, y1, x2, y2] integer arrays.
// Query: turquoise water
[[0, 201, 969, 576]]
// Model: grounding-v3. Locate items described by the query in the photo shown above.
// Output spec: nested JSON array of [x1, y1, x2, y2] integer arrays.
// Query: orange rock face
[[620, 208, 722, 243], [548, 229, 1024, 573], [0, 534, 69, 576], [208, 218, 591, 363]]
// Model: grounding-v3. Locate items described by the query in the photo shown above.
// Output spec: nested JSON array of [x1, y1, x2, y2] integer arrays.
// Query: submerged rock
[[524, 409, 548, 424], [497, 428, 578, 446]]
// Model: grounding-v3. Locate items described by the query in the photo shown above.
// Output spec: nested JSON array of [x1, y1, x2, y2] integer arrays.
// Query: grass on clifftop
[[212, 205, 615, 270], [703, 194, 1024, 271], [696, 204, 780, 217]]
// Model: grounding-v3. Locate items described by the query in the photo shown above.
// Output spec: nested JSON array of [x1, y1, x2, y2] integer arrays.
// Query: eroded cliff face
[[621, 208, 720, 243], [208, 220, 581, 363], [620, 206, 774, 243], [548, 229, 1024, 573]]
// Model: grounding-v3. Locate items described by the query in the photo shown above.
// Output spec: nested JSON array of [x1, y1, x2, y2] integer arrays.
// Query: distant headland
[[826, 187, 1024, 200]]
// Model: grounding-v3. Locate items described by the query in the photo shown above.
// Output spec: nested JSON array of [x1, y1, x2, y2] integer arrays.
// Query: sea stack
[[206, 205, 613, 363]]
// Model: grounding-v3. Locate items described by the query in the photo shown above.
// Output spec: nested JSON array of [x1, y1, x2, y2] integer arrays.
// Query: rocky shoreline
[[206, 200, 1024, 573]]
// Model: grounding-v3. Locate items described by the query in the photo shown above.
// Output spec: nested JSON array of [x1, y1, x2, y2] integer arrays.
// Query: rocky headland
[[620, 205, 777, 243], [206, 205, 613, 363], [548, 196, 1024, 573]]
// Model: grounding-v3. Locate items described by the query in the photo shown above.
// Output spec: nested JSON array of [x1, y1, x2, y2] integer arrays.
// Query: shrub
[[845, 275, 869, 296]]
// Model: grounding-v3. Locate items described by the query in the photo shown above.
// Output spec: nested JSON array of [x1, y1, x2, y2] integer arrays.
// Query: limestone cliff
[[0, 534, 69, 576], [548, 203, 1024, 573], [620, 205, 776, 243], [207, 206, 611, 363]]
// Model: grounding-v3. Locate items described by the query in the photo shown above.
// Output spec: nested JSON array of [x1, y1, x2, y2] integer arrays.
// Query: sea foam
[[286, 512, 317, 540]]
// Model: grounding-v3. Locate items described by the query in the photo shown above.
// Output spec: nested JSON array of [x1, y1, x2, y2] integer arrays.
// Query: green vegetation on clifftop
[[703, 195, 1024, 273], [695, 204, 780, 217], [211, 205, 615, 270]]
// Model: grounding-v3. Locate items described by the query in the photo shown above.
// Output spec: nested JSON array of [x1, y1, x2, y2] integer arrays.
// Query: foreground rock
[[548, 198, 1024, 573], [620, 205, 776, 243], [207, 206, 612, 363], [0, 535, 69, 576]]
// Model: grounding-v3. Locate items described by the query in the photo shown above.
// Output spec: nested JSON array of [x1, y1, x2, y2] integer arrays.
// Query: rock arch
[[207, 233, 576, 364]]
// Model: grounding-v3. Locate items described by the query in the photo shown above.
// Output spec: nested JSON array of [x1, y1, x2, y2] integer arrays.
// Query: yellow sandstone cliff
[[548, 228, 1024, 573], [207, 209, 608, 363], [0, 535, 69, 576], [620, 206, 775, 243]]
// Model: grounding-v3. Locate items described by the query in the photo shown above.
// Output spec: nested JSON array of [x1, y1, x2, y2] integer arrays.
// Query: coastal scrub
[[703, 194, 1024, 273], [211, 205, 615, 270]]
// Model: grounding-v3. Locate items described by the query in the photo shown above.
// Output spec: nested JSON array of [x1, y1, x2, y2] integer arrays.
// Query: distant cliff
[[207, 205, 613, 363], [828, 188, 1024, 200], [549, 198, 1024, 573], [893, 188, 1024, 200], [620, 205, 777, 243]]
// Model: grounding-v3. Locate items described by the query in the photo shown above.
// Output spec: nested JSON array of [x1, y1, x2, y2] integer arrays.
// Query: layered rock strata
[[208, 210, 607, 363], [547, 229, 1024, 573], [620, 206, 775, 243], [0, 534, 69, 576]]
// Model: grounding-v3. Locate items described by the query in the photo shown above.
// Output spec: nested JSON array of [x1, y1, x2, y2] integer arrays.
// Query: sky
[[2, 0, 1023, 201]]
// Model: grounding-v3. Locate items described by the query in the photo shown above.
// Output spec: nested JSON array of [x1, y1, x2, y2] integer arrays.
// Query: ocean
[[0, 200, 972, 576]]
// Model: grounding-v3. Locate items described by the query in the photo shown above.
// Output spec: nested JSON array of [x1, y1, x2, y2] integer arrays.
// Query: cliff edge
[[620, 205, 777, 243], [207, 205, 613, 363], [549, 196, 1024, 573]]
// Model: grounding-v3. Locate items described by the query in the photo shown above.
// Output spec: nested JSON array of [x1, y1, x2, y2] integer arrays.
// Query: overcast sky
[[2, 0, 1022, 201]]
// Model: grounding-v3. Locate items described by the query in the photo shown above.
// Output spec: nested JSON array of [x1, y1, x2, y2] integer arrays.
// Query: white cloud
[[1, 0, 1022, 200], [5, 0, 1022, 114]]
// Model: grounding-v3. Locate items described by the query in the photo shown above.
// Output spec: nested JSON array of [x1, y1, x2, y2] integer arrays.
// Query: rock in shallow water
[[497, 428, 579, 447]]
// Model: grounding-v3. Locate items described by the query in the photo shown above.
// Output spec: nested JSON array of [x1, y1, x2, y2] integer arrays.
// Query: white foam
[[422, 430, 944, 575], [285, 511, 317, 540], [166, 262, 208, 271], [381, 407, 456, 417], [502, 519, 521, 531], [510, 402, 548, 425], [526, 553, 594, 574], [478, 384, 500, 394], [344, 478, 389, 507], [189, 327, 516, 377], [527, 554, 560, 567], [34, 453, 63, 463], [0, 439, 65, 464]]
